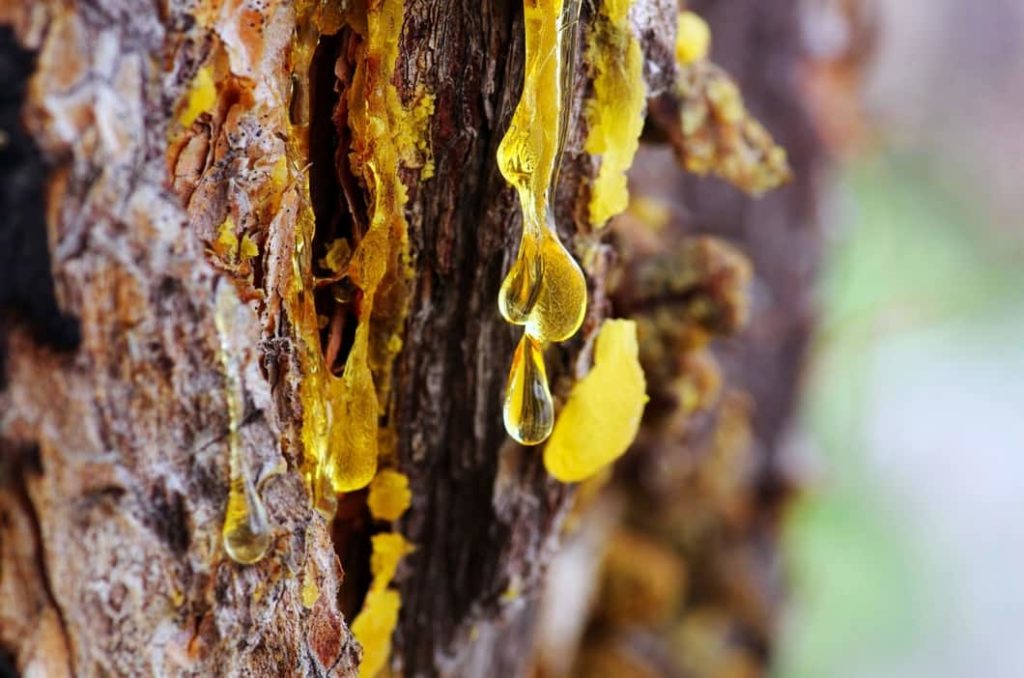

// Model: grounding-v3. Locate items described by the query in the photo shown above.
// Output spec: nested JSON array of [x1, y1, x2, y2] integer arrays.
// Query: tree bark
[[0, 0, 829, 677]]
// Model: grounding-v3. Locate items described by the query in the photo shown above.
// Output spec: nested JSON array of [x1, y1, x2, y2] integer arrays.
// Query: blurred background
[[779, 1, 1024, 676]]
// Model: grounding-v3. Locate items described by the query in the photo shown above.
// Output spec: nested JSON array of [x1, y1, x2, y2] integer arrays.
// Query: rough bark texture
[[0, 1, 827, 677]]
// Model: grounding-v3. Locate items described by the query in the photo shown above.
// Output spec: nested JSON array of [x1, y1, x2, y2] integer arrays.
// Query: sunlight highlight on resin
[[504, 334, 555, 445]]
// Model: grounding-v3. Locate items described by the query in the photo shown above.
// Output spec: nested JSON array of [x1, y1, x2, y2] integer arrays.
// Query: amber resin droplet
[[524, 225, 587, 343], [496, 0, 587, 444], [503, 334, 555, 445], [498, 220, 543, 325], [215, 284, 272, 565], [223, 471, 272, 565]]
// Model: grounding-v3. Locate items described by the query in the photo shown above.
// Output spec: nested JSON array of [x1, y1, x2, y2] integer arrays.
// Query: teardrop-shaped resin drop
[[329, 325, 380, 493], [499, 229, 543, 325], [503, 334, 555, 445], [312, 461, 338, 520], [524, 227, 587, 343], [223, 472, 272, 565]]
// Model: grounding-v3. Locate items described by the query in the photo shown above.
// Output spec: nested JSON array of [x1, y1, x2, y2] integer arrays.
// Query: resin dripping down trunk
[[0, 0, 833, 676], [496, 0, 588, 446]]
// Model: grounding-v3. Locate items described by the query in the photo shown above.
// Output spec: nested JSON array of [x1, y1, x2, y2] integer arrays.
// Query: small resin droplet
[[329, 325, 380, 493], [223, 473, 272, 565], [503, 334, 555, 445], [524, 226, 587, 343], [215, 283, 272, 565], [498, 222, 543, 325], [312, 462, 338, 520]]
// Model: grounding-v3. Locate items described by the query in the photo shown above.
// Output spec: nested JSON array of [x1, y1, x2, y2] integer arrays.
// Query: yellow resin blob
[[352, 589, 400, 678], [215, 286, 272, 565], [367, 469, 412, 522], [584, 0, 646, 228], [544, 319, 648, 482], [675, 10, 711, 65], [351, 532, 414, 677], [178, 64, 216, 128], [503, 334, 555, 445], [498, 0, 587, 445]]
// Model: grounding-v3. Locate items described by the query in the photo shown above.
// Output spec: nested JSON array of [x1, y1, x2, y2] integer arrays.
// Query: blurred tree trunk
[[0, 0, 830, 676]]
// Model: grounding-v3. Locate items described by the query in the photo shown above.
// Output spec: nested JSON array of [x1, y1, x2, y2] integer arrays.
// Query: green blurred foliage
[[776, 154, 1024, 678]]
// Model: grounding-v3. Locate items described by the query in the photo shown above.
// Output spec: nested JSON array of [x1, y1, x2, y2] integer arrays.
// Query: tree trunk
[[0, 0, 830, 676]]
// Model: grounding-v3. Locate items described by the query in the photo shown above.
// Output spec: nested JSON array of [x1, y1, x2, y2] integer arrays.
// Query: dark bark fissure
[[332, 491, 374, 622], [393, 2, 583, 672], [0, 28, 80, 375], [0, 446, 71, 677], [309, 31, 361, 376]]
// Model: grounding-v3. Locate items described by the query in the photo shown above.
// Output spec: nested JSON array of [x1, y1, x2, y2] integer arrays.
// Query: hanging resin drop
[[496, 0, 587, 445], [215, 284, 272, 565], [498, 218, 543, 325], [503, 334, 555, 445], [495, 0, 587, 335], [524, 224, 587, 343], [222, 469, 272, 565]]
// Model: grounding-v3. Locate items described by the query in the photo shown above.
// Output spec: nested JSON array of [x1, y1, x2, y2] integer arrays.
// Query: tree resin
[[222, 464, 272, 565], [215, 285, 272, 565], [497, 0, 586, 445], [503, 334, 555, 445]]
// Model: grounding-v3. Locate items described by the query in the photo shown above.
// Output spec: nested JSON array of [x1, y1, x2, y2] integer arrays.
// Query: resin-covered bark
[[1, 0, 833, 677], [0, 0, 356, 674]]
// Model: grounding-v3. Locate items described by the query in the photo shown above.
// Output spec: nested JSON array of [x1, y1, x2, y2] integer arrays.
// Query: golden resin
[[283, 0, 431, 510], [503, 334, 555, 445], [498, 0, 586, 445], [584, 0, 646, 227], [544, 319, 647, 482], [496, 0, 587, 342], [351, 532, 414, 677], [321, 0, 433, 493], [215, 286, 271, 564]]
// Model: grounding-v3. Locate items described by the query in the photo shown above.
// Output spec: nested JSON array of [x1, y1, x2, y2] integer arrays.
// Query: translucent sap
[[503, 333, 555, 445]]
